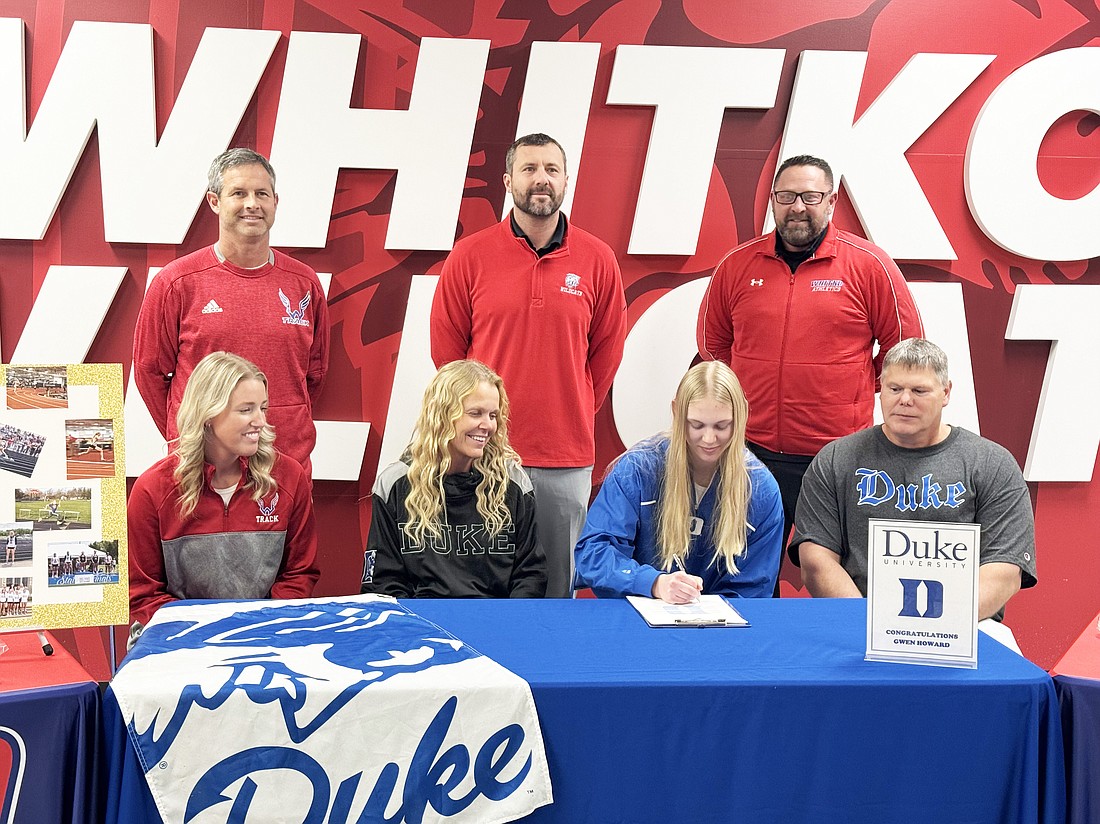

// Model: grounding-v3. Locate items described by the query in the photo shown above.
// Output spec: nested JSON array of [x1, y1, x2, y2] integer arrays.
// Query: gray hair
[[774, 154, 834, 191], [505, 133, 567, 176], [882, 338, 950, 386], [208, 148, 276, 196]]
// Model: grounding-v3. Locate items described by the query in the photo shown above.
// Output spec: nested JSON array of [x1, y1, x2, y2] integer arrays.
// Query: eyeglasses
[[772, 190, 831, 205]]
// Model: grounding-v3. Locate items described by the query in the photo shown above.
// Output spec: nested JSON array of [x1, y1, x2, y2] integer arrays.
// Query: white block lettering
[[0, 20, 278, 242], [11, 266, 127, 363], [774, 50, 994, 260], [607, 45, 785, 255], [1005, 285, 1100, 481], [270, 34, 488, 250], [613, 278, 710, 446], [378, 275, 439, 469], [967, 48, 1100, 261]]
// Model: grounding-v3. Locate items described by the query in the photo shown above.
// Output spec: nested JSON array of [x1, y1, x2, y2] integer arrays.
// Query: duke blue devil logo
[[279, 288, 312, 327], [113, 598, 549, 823]]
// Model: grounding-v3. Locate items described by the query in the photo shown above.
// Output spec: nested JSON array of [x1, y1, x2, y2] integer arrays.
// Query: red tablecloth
[[0, 630, 95, 692], [1051, 611, 1100, 678]]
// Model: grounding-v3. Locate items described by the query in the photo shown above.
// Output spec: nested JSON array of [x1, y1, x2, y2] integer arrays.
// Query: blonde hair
[[657, 361, 752, 574], [402, 361, 519, 547], [173, 352, 276, 518]]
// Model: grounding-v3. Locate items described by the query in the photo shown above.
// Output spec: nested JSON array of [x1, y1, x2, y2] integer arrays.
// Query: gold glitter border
[[0, 363, 127, 630]]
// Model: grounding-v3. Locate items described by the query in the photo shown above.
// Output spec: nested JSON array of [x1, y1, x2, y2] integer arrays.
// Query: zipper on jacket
[[516, 231, 568, 309], [531, 257, 544, 307], [772, 246, 828, 453], [530, 243, 568, 309], [775, 267, 798, 452], [218, 484, 238, 527]]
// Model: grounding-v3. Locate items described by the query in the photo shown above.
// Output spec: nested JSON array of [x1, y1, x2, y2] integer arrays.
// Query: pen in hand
[[669, 556, 703, 604]]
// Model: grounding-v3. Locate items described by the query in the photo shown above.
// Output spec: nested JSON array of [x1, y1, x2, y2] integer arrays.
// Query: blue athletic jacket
[[574, 436, 783, 598]]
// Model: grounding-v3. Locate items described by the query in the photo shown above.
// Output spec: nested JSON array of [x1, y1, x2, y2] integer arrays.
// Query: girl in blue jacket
[[575, 361, 783, 602]]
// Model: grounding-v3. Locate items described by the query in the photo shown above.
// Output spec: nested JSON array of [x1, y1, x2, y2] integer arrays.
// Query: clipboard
[[626, 594, 749, 627]]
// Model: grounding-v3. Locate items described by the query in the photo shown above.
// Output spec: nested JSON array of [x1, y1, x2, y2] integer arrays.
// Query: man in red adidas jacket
[[132, 148, 329, 476], [697, 155, 923, 591]]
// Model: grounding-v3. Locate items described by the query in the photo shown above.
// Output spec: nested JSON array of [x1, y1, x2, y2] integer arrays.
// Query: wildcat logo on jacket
[[279, 288, 312, 326], [560, 272, 583, 296], [256, 492, 279, 523], [110, 596, 552, 824], [0, 728, 25, 822]]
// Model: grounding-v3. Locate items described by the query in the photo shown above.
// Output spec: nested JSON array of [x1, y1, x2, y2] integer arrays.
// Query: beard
[[776, 213, 828, 250], [513, 185, 564, 217]]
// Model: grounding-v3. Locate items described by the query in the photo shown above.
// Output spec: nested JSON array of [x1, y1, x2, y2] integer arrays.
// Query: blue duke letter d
[[898, 578, 944, 618]]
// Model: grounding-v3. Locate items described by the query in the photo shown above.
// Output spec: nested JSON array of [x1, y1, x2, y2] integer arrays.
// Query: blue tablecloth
[[106, 597, 1065, 824], [1055, 675, 1100, 824], [1052, 611, 1100, 824], [0, 632, 102, 824]]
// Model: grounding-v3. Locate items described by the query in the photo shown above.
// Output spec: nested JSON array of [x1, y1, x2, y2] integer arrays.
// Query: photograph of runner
[[65, 419, 116, 479], [15, 485, 93, 531]]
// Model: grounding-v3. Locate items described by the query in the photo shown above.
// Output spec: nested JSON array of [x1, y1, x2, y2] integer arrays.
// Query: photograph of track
[[0, 423, 46, 478], [15, 486, 93, 531], [5, 366, 68, 410]]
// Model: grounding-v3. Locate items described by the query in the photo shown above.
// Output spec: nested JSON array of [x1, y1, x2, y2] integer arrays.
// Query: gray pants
[[526, 466, 593, 598]]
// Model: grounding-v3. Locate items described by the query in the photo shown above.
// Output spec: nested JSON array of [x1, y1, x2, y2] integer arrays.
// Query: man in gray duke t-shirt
[[790, 339, 1036, 622]]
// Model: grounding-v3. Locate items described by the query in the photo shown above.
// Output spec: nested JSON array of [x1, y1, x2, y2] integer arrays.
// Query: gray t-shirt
[[791, 426, 1037, 600]]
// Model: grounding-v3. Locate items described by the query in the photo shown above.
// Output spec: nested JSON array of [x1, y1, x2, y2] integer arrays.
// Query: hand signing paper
[[653, 571, 704, 604]]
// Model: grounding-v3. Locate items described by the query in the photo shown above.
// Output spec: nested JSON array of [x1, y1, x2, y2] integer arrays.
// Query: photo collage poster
[[0, 363, 126, 629]]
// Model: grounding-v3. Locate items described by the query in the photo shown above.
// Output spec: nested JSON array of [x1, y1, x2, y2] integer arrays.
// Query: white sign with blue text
[[111, 595, 553, 824], [866, 519, 980, 668]]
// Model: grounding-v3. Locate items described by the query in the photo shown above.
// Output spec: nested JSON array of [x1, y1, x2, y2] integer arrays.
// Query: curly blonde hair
[[402, 361, 519, 547], [173, 352, 276, 519], [656, 361, 752, 574]]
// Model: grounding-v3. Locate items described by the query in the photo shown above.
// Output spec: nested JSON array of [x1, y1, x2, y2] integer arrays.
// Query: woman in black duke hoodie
[[362, 360, 547, 598]]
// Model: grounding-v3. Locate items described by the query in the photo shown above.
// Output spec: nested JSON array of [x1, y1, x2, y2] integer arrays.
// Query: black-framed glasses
[[772, 190, 831, 205]]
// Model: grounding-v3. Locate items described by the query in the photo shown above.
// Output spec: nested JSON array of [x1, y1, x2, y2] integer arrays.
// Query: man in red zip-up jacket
[[431, 133, 627, 598], [697, 155, 923, 591]]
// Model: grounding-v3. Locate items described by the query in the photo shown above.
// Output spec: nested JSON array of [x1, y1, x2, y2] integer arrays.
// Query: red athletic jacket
[[431, 218, 626, 467], [131, 246, 329, 474], [697, 223, 923, 457], [128, 452, 319, 629]]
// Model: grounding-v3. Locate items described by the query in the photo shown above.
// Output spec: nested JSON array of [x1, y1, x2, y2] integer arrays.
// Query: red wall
[[3, 0, 1098, 676]]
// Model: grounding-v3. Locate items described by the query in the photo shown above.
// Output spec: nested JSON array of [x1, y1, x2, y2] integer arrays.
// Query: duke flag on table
[[866, 519, 980, 668], [109, 596, 553, 824]]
